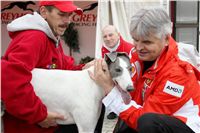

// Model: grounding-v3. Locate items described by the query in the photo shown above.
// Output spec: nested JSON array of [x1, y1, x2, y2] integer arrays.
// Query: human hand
[[82, 59, 95, 70], [88, 59, 114, 95], [38, 111, 65, 128]]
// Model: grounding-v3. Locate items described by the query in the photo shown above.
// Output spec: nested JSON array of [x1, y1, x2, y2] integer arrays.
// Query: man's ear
[[39, 6, 48, 19], [117, 32, 120, 36], [165, 34, 170, 46]]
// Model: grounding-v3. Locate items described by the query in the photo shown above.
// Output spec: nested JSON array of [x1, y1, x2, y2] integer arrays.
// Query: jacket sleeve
[[103, 65, 199, 129], [1, 31, 48, 124]]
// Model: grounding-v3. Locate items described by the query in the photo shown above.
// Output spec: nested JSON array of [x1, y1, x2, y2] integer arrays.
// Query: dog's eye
[[115, 68, 122, 72], [127, 66, 132, 72]]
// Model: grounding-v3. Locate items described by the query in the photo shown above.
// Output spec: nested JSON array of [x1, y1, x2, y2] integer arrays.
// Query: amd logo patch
[[163, 81, 184, 98]]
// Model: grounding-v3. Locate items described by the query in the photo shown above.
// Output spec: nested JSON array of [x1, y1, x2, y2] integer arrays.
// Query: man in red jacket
[[101, 25, 135, 120], [1, 1, 94, 133], [101, 25, 134, 58], [91, 8, 200, 133]]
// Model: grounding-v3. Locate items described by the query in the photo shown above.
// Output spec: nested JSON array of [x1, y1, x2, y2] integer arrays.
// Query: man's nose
[[136, 42, 144, 50], [106, 36, 111, 41], [63, 16, 71, 23]]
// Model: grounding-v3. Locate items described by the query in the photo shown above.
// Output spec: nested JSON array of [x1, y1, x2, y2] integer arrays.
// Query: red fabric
[[1, 30, 84, 133], [120, 37, 200, 130], [101, 36, 134, 58]]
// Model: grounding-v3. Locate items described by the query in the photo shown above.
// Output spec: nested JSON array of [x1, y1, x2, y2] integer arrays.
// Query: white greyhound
[[31, 52, 133, 133]]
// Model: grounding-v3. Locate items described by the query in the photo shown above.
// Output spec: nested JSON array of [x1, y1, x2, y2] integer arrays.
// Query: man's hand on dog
[[88, 59, 115, 95], [38, 111, 65, 128], [82, 59, 95, 69]]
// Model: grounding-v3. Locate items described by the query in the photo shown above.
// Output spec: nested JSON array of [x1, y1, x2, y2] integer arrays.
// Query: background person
[[90, 7, 200, 133], [101, 25, 134, 59]]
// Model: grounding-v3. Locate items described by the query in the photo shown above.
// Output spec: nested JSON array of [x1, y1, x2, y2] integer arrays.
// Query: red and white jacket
[[1, 12, 84, 133], [101, 36, 135, 58], [103, 37, 200, 132]]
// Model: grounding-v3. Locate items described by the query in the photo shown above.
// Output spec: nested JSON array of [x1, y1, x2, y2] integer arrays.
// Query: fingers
[[88, 70, 95, 80], [54, 112, 65, 120], [48, 111, 65, 120], [38, 119, 56, 128], [95, 59, 101, 72], [39, 120, 57, 128], [102, 60, 109, 73], [38, 111, 65, 128], [88, 59, 101, 81], [82, 59, 95, 69], [94, 59, 104, 74], [48, 120, 57, 127]]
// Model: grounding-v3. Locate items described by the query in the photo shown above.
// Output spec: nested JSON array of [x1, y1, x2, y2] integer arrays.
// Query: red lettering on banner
[[1, 12, 29, 21], [92, 14, 97, 21], [81, 14, 87, 21], [72, 13, 97, 22]]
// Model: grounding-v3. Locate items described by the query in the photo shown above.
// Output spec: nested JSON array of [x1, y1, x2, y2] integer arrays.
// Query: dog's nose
[[127, 85, 134, 92]]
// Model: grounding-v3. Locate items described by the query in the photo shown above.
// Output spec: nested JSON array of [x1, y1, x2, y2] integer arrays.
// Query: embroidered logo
[[163, 81, 184, 98], [46, 64, 57, 69], [131, 63, 136, 77], [145, 79, 152, 86], [46, 58, 57, 69]]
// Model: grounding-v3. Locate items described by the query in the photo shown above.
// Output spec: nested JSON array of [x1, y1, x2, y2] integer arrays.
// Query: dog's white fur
[[31, 57, 133, 132]]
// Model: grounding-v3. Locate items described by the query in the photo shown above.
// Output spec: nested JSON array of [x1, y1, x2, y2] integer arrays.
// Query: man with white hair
[[91, 7, 200, 133], [101, 25, 134, 59]]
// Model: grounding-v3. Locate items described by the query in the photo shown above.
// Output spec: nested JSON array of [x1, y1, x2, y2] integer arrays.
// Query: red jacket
[[101, 36, 134, 58], [1, 30, 84, 133], [121, 37, 200, 132]]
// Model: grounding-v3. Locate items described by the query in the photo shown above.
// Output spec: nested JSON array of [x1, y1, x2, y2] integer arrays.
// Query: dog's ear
[[104, 52, 118, 65], [117, 52, 129, 58]]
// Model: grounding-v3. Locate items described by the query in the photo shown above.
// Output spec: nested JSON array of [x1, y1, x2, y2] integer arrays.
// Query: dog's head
[[104, 52, 133, 92]]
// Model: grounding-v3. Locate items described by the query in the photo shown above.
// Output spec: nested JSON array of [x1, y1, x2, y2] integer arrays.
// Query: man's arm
[[1, 31, 48, 124]]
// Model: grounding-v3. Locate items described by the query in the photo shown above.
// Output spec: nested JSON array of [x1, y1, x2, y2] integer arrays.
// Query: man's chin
[[59, 31, 66, 36], [138, 56, 149, 61], [139, 57, 156, 62]]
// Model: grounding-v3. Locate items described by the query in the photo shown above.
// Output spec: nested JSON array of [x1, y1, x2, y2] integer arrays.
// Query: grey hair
[[130, 8, 172, 39]]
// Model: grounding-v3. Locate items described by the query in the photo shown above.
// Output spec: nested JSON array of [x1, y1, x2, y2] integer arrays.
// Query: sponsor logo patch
[[131, 63, 136, 77], [163, 81, 184, 98]]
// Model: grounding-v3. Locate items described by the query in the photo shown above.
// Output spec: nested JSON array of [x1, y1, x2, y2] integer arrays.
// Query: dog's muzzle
[[126, 85, 134, 92]]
